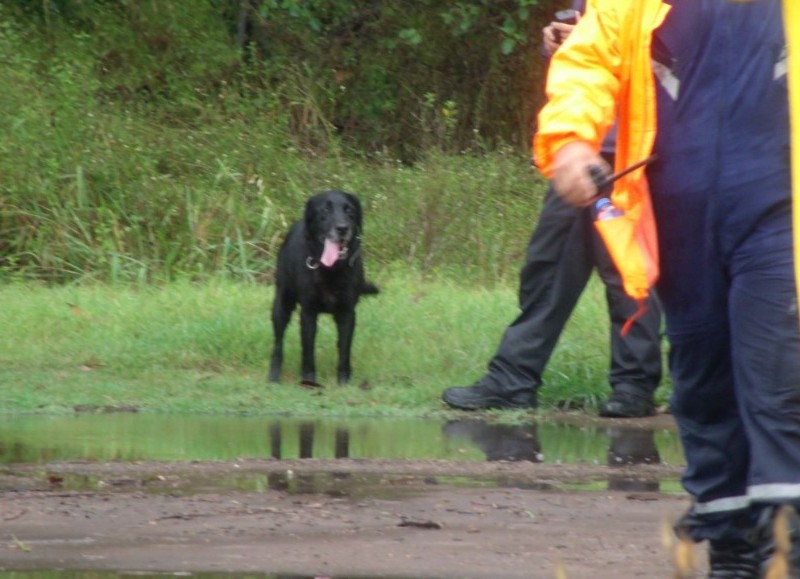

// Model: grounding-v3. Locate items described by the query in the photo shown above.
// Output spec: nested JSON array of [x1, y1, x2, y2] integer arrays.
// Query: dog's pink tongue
[[320, 239, 340, 267]]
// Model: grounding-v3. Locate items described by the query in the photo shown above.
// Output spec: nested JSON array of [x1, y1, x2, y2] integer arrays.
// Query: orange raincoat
[[533, 0, 799, 309], [533, 0, 669, 304]]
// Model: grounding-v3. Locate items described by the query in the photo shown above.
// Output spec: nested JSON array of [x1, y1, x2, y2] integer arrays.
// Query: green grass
[[0, 272, 671, 417]]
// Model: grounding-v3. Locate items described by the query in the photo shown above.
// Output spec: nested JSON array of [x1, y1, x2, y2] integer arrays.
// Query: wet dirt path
[[0, 458, 705, 578]]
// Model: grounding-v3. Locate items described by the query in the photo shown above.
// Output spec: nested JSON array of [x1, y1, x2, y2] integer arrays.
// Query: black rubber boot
[[758, 505, 800, 579], [707, 540, 760, 578], [441, 383, 536, 410], [598, 391, 655, 418]]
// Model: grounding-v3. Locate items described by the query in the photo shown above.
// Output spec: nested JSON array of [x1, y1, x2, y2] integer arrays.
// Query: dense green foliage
[[0, 0, 560, 284]]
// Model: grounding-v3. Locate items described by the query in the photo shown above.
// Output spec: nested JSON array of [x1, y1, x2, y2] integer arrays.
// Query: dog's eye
[[343, 205, 353, 215]]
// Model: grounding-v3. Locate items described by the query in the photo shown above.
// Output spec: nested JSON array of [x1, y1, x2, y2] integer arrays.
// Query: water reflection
[[442, 420, 665, 492], [441, 420, 542, 462], [269, 422, 350, 459], [0, 416, 684, 496], [606, 426, 662, 492], [0, 414, 684, 467]]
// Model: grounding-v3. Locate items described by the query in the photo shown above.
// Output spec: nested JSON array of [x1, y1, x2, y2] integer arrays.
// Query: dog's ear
[[346, 193, 363, 233], [304, 195, 320, 240]]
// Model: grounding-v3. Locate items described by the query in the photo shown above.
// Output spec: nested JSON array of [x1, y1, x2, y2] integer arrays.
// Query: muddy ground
[[0, 414, 706, 579]]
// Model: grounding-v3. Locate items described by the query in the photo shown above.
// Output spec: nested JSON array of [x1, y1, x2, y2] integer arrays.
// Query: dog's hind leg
[[334, 310, 356, 385], [269, 291, 295, 383], [299, 308, 319, 383]]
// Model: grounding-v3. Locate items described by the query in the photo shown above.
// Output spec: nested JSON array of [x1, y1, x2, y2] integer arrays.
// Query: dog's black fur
[[269, 190, 379, 385]]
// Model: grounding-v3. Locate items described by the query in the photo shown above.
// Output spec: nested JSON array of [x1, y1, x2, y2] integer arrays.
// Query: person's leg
[[652, 185, 759, 576], [591, 223, 663, 417], [727, 207, 800, 574], [442, 184, 593, 410], [670, 324, 753, 534], [667, 298, 764, 579]]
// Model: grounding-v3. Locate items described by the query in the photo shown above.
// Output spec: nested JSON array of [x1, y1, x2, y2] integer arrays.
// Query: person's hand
[[551, 141, 610, 207], [542, 21, 577, 58]]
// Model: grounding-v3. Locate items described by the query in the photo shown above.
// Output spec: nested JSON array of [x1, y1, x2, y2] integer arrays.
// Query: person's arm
[[542, 12, 579, 59], [533, 0, 621, 206]]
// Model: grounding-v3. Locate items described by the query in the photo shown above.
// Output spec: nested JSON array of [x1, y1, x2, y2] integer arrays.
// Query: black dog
[[269, 190, 379, 386]]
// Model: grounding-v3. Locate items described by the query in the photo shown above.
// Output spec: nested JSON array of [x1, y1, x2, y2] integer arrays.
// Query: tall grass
[[1, 92, 543, 285], [0, 4, 545, 286]]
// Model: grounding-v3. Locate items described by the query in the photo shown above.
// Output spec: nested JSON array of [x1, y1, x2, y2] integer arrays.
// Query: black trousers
[[479, 185, 663, 399]]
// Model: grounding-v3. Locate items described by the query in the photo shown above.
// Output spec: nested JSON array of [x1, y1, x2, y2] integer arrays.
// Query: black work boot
[[441, 383, 536, 411], [707, 540, 761, 578], [758, 505, 800, 579], [598, 390, 655, 418]]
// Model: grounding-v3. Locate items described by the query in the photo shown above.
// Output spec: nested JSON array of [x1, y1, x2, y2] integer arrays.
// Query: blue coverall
[[648, 0, 799, 542]]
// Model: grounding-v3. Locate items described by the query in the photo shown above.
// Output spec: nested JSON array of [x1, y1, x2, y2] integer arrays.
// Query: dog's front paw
[[299, 379, 324, 389]]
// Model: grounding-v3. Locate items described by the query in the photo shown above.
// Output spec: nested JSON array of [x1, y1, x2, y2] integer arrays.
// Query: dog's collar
[[346, 242, 361, 266]]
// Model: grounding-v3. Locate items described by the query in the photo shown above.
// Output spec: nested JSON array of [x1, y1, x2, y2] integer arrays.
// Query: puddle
[[0, 414, 684, 467], [36, 470, 443, 501], [0, 415, 684, 495], [0, 418, 687, 578]]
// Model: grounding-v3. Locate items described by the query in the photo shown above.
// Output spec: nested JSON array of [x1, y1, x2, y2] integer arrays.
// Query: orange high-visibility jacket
[[533, 0, 669, 303], [533, 0, 800, 306]]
